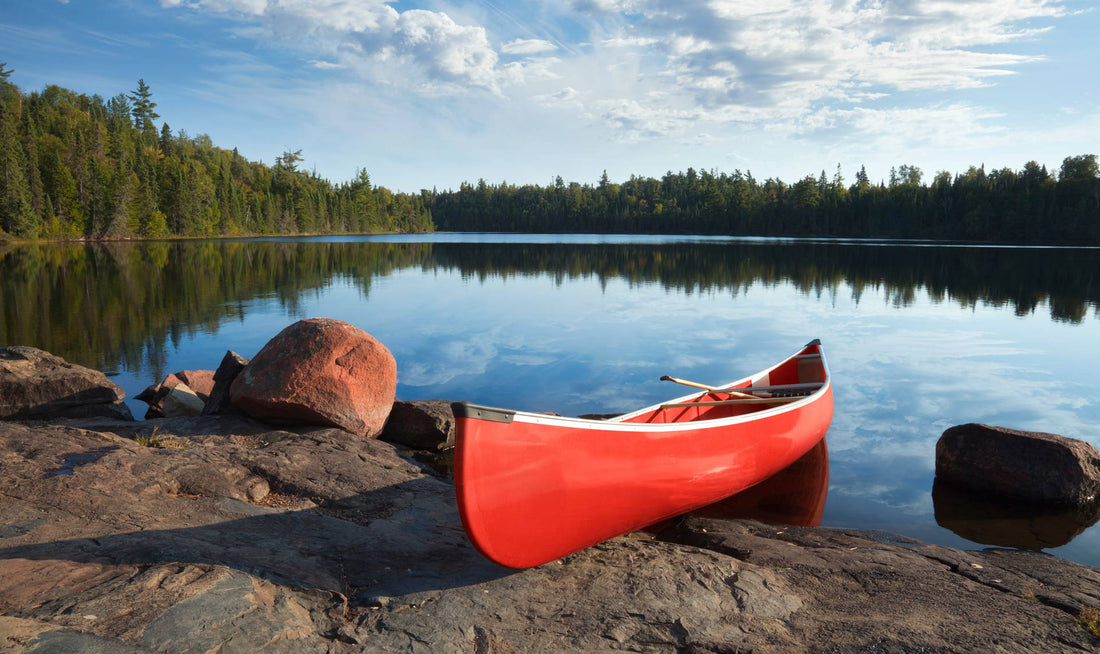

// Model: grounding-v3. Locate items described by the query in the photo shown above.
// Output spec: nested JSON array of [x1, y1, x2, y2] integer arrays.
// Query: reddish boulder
[[138, 370, 216, 419], [176, 370, 215, 400], [229, 319, 397, 437]]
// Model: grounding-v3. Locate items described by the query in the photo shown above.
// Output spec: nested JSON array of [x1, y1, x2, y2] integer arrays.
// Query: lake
[[2, 234, 1099, 567]]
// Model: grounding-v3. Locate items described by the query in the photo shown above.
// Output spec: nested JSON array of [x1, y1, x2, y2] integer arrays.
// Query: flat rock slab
[[659, 517, 1100, 652], [0, 347, 131, 421], [2, 418, 1099, 652]]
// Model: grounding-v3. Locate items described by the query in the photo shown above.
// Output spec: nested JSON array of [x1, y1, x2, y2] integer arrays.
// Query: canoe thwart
[[713, 382, 824, 395]]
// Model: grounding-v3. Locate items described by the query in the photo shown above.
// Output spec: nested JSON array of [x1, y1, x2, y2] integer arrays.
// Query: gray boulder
[[380, 399, 455, 451], [936, 423, 1100, 504], [0, 347, 132, 421], [202, 350, 249, 415]]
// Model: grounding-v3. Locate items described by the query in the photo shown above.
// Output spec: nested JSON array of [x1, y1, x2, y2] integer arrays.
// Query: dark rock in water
[[933, 477, 1100, 551], [134, 384, 157, 404], [202, 350, 249, 416], [380, 399, 455, 451], [936, 423, 1100, 504], [0, 346, 132, 421], [229, 318, 397, 437]]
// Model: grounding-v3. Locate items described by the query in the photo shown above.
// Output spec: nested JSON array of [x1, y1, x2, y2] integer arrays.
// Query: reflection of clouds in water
[[399, 333, 500, 387], [823, 318, 1100, 540], [828, 453, 936, 516], [829, 327, 1092, 445], [500, 353, 558, 366]]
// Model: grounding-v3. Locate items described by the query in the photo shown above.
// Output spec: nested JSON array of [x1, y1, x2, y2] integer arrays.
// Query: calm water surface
[[3, 234, 1099, 567]]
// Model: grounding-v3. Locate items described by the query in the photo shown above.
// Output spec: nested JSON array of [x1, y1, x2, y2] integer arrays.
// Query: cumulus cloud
[[550, 0, 1069, 138], [160, 0, 1072, 141], [162, 0, 503, 92]]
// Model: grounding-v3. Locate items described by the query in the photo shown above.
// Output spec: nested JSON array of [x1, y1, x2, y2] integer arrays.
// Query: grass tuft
[[1077, 606, 1100, 638], [135, 427, 186, 449]]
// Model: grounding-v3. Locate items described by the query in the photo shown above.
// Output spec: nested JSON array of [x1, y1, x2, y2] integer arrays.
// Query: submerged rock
[[229, 318, 397, 437], [936, 423, 1100, 504], [0, 346, 132, 421]]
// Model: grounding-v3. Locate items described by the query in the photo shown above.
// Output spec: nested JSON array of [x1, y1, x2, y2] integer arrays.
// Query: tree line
[[2, 65, 1097, 244], [0, 66, 434, 240], [428, 163, 1100, 245]]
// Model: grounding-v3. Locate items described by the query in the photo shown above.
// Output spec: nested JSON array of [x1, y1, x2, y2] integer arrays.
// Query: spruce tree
[[129, 79, 159, 134]]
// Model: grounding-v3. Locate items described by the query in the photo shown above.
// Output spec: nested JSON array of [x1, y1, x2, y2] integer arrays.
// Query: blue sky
[[1, 0, 1096, 192]]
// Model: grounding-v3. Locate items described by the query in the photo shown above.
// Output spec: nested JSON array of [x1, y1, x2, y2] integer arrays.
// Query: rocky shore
[[2, 332, 1100, 652]]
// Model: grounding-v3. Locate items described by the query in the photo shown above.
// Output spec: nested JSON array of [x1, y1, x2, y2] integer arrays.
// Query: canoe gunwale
[[454, 338, 831, 433]]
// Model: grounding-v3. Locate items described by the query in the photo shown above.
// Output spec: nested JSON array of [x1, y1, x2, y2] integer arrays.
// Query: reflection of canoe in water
[[685, 438, 830, 527], [453, 340, 834, 568], [933, 479, 1100, 551]]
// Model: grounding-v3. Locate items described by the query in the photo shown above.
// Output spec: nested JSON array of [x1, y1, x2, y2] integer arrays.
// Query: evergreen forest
[[429, 160, 1100, 245], [0, 67, 434, 240], [1, 66, 1097, 245]]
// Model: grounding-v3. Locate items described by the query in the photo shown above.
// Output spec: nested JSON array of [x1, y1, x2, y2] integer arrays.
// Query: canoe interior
[[617, 345, 827, 425]]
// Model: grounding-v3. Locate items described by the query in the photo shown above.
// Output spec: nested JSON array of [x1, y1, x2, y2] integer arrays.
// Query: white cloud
[[159, 0, 1075, 157], [163, 0, 504, 92], [596, 98, 701, 140], [308, 59, 344, 70], [571, 0, 644, 13], [501, 38, 557, 55]]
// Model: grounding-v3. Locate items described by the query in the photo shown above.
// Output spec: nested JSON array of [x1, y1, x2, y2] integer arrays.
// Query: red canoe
[[453, 339, 834, 568]]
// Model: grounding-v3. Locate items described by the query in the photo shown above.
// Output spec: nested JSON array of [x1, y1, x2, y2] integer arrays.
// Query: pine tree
[[0, 62, 15, 106], [0, 78, 37, 237], [129, 79, 159, 135]]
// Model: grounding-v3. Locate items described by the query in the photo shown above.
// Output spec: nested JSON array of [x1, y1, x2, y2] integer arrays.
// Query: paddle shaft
[[660, 375, 757, 400], [662, 396, 804, 409]]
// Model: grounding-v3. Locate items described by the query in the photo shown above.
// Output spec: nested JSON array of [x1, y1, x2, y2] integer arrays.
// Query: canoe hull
[[454, 341, 833, 568]]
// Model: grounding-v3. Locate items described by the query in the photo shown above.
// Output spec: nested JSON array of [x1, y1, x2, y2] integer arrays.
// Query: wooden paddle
[[660, 375, 757, 400]]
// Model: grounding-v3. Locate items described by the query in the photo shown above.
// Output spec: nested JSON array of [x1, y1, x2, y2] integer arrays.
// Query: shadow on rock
[[0, 478, 511, 600], [0, 419, 511, 609]]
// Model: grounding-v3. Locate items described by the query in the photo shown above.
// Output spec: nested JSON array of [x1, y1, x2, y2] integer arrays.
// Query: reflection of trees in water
[[429, 243, 1100, 324], [1, 240, 1097, 375], [0, 240, 433, 376]]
